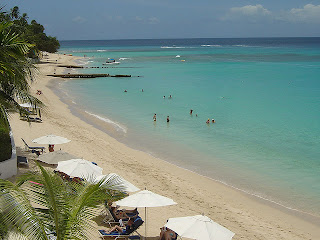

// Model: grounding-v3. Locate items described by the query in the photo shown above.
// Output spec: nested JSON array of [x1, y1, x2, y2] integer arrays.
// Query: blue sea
[[58, 38, 320, 217]]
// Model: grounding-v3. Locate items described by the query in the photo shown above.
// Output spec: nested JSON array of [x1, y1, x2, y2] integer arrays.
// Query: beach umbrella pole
[[145, 207, 147, 240]]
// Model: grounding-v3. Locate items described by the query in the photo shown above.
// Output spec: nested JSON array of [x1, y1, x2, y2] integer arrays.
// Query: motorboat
[[103, 59, 120, 65]]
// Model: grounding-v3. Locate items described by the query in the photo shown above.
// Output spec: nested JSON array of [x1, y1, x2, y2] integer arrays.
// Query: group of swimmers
[[190, 109, 215, 124], [153, 110, 215, 125], [153, 114, 170, 123], [163, 95, 172, 99]]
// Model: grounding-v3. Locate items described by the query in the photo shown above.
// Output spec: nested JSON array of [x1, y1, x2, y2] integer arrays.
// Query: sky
[[2, 0, 320, 40]]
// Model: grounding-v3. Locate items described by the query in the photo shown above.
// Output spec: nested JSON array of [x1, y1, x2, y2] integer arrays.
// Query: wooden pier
[[48, 74, 131, 78]]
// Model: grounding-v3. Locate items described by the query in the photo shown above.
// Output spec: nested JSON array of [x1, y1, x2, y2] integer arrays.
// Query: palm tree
[[0, 163, 125, 239], [0, 21, 41, 114]]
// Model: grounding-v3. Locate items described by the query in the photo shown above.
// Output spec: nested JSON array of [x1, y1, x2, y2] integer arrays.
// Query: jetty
[[48, 74, 131, 78]]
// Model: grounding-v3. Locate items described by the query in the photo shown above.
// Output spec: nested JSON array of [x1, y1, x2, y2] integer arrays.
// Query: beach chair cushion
[[17, 156, 28, 165], [128, 236, 140, 239]]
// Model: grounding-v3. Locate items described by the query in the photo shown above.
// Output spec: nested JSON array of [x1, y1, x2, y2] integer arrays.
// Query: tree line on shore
[[0, 5, 58, 162], [0, 6, 60, 55]]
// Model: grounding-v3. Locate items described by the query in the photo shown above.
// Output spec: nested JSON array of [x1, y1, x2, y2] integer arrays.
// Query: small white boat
[[176, 55, 181, 58], [103, 59, 120, 65]]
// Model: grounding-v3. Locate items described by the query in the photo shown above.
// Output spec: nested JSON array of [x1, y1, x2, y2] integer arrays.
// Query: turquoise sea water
[[58, 38, 320, 216]]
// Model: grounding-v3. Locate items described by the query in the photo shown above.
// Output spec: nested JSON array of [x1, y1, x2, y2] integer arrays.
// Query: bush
[[0, 127, 12, 162]]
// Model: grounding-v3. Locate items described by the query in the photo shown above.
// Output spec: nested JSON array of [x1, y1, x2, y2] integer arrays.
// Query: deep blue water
[[58, 38, 320, 216]]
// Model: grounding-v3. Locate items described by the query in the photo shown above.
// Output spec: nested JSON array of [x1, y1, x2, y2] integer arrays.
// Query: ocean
[[57, 38, 320, 217]]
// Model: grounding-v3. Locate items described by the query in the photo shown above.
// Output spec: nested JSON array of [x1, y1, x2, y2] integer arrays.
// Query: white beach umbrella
[[56, 159, 103, 179], [32, 134, 71, 145], [38, 150, 78, 165], [165, 215, 235, 240], [93, 173, 140, 192], [115, 190, 177, 238]]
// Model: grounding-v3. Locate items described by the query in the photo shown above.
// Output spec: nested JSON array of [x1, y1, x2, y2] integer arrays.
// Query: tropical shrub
[[0, 163, 125, 239]]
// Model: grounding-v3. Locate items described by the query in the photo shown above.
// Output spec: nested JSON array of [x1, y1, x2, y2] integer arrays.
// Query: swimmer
[[196, 114, 198, 117], [142, 89, 144, 92], [169, 95, 172, 99], [153, 114, 157, 121], [212, 119, 215, 123], [167, 116, 170, 122], [163, 96, 165, 99], [190, 109, 193, 115], [206, 118, 210, 124], [124, 90, 127, 92]]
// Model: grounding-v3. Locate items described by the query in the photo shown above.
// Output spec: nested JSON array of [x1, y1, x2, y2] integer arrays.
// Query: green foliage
[[0, 212, 8, 239], [0, 108, 11, 162], [1, 6, 60, 53], [0, 127, 11, 162], [0, 163, 126, 239]]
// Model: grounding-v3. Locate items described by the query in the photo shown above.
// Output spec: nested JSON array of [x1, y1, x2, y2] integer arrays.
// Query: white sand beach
[[9, 53, 320, 239]]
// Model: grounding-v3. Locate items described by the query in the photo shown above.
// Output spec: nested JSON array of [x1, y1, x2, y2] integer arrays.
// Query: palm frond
[[0, 179, 49, 240]]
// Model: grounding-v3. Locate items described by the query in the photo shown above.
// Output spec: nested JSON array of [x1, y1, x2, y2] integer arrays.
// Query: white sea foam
[[201, 44, 222, 47], [85, 111, 127, 133], [97, 49, 107, 52], [119, 58, 131, 60], [161, 46, 186, 49], [232, 45, 250, 47]]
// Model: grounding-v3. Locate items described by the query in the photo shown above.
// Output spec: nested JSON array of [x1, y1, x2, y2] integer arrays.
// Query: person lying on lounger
[[159, 227, 177, 240], [109, 204, 139, 220], [105, 217, 134, 235]]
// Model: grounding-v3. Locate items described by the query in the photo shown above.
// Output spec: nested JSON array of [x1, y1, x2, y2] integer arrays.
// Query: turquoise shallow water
[[58, 38, 320, 216]]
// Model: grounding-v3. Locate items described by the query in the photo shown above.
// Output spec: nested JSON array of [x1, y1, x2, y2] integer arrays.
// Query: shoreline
[[9, 53, 320, 239], [56, 84, 320, 222], [54, 64, 320, 221]]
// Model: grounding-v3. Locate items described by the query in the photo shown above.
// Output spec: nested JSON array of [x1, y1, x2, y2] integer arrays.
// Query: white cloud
[[148, 17, 159, 24], [222, 4, 320, 24], [72, 16, 87, 24], [135, 16, 143, 22], [222, 4, 271, 22], [231, 4, 271, 17], [281, 4, 320, 23]]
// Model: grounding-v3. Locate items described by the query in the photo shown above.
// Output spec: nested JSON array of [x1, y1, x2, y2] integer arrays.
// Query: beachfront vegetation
[[0, 21, 42, 111], [0, 163, 124, 239], [0, 6, 60, 54], [0, 6, 46, 163]]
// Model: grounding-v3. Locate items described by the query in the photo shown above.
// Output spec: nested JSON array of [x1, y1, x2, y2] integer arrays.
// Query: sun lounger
[[99, 216, 143, 239], [20, 115, 29, 121], [27, 116, 42, 122], [103, 206, 138, 227], [17, 156, 29, 166], [21, 138, 45, 154]]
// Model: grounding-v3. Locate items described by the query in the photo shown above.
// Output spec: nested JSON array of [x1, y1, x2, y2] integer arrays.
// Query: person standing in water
[[190, 109, 193, 115], [167, 116, 170, 122], [206, 118, 210, 124], [153, 114, 157, 121]]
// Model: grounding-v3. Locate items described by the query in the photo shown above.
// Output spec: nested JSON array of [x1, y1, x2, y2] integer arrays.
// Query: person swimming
[[153, 114, 157, 121], [212, 119, 215, 123], [206, 118, 210, 124]]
